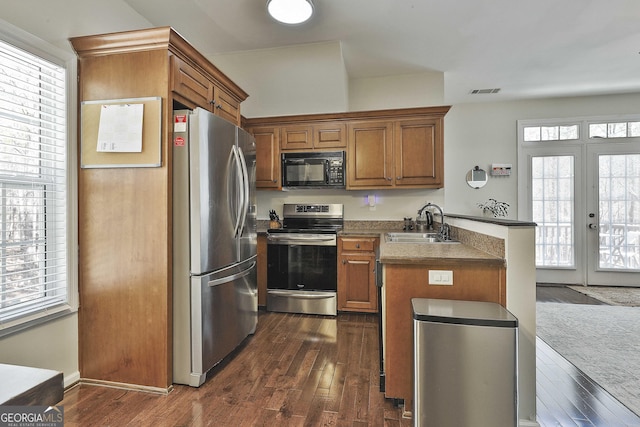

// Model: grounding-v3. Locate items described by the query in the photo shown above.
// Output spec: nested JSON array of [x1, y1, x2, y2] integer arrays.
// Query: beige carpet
[[538, 286, 640, 417], [568, 285, 640, 307]]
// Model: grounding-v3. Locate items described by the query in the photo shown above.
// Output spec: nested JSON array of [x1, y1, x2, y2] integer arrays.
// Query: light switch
[[428, 270, 453, 285]]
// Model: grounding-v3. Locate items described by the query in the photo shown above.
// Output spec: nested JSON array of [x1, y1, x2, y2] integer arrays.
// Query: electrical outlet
[[428, 270, 453, 285]]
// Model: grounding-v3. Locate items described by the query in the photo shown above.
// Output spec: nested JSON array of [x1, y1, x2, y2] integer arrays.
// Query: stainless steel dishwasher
[[412, 298, 518, 427]]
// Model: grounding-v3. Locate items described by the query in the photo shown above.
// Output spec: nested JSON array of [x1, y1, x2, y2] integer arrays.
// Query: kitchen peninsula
[[338, 215, 537, 424]]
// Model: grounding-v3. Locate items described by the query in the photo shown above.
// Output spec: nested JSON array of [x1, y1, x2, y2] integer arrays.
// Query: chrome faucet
[[417, 203, 449, 240]]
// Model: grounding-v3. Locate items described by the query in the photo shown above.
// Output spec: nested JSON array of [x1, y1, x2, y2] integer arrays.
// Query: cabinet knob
[[273, 179, 277, 183], [216, 104, 222, 110], [396, 176, 402, 180], [342, 259, 347, 264], [355, 244, 360, 248], [386, 177, 392, 181], [209, 100, 215, 105]]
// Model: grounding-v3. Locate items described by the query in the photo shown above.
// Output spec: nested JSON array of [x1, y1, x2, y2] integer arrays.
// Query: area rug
[[568, 286, 640, 307], [537, 302, 640, 416]]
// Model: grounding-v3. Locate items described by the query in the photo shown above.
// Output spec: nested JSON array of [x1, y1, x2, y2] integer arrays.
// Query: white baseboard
[[63, 371, 80, 389]]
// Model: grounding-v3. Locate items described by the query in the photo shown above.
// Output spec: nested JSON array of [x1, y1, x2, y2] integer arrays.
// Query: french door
[[586, 144, 640, 285], [519, 120, 640, 287]]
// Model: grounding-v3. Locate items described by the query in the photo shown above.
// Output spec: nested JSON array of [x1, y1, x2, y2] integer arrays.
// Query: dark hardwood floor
[[58, 297, 640, 426], [536, 285, 640, 427], [60, 312, 411, 427], [536, 284, 607, 305]]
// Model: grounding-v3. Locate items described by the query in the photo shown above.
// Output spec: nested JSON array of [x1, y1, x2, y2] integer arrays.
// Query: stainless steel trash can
[[412, 298, 518, 427]]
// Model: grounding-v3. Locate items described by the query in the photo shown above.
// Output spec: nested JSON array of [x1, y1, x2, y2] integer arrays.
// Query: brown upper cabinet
[[249, 126, 281, 190], [347, 120, 394, 188], [279, 122, 347, 151], [245, 106, 450, 190], [171, 55, 243, 125]]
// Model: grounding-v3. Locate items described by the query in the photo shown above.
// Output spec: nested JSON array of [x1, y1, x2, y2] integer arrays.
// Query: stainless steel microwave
[[281, 151, 345, 188]]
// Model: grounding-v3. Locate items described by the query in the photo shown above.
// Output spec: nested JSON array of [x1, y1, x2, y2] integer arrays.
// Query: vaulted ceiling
[[5, 0, 640, 103]]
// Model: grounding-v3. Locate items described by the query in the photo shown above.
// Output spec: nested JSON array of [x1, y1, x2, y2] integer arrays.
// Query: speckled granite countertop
[[340, 221, 504, 265], [377, 239, 504, 266], [258, 219, 505, 266]]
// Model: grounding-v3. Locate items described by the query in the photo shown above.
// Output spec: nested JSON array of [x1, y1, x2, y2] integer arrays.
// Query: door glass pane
[[532, 156, 575, 267], [598, 154, 640, 270]]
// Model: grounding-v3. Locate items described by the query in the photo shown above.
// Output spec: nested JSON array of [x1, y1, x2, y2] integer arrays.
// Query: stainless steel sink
[[384, 232, 459, 244]]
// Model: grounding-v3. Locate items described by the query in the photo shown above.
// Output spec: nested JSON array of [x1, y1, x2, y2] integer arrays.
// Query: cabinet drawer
[[340, 237, 376, 252]]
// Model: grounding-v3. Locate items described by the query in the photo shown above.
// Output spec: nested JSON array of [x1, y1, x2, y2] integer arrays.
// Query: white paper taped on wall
[[97, 103, 144, 152]]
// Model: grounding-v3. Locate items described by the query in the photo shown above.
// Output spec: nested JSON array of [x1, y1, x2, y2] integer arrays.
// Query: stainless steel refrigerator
[[172, 108, 257, 387]]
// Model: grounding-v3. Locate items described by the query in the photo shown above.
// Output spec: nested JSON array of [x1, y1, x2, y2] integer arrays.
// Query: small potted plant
[[477, 199, 509, 218]]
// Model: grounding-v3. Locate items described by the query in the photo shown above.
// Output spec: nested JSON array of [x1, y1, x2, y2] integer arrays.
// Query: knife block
[[269, 220, 281, 229]]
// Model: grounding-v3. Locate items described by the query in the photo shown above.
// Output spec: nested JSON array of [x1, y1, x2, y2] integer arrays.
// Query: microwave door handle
[[325, 160, 330, 184]]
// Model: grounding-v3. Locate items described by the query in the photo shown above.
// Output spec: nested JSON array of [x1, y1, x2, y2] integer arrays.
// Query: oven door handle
[[267, 236, 336, 245], [268, 290, 335, 299]]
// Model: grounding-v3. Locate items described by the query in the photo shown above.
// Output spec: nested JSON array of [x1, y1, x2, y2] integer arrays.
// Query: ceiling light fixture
[[267, 0, 314, 25]]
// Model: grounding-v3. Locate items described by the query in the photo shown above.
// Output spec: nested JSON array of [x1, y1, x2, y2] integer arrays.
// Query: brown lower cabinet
[[382, 261, 506, 411], [337, 236, 379, 313]]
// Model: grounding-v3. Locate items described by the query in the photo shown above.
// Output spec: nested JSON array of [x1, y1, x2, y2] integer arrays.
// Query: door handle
[[588, 223, 598, 230]]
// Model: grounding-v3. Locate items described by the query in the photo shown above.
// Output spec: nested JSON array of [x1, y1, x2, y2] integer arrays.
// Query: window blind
[[0, 38, 68, 325]]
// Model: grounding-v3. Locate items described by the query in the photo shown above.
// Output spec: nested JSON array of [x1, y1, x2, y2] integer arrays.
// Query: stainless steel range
[[266, 203, 343, 316]]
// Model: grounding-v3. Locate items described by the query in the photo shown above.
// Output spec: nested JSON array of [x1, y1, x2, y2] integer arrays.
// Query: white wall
[[0, 315, 79, 387], [257, 188, 444, 221], [444, 92, 640, 218], [348, 71, 445, 111], [211, 41, 349, 117]]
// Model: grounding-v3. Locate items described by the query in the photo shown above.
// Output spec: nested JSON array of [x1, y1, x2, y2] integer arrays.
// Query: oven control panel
[[295, 204, 330, 213]]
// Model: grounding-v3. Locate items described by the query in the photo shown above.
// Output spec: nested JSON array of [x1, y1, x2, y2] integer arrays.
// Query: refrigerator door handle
[[231, 145, 244, 238], [237, 145, 249, 237], [207, 261, 256, 288]]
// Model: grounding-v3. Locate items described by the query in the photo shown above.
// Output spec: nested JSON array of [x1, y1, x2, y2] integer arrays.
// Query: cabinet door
[[338, 254, 377, 312], [280, 124, 314, 151], [171, 56, 214, 111], [314, 122, 347, 149], [347, 121, 394, 188], [250, 126, 281, 189], [338, 236, 378, 312], [213, 85, 241, 125], [394, 118, 443, 187]]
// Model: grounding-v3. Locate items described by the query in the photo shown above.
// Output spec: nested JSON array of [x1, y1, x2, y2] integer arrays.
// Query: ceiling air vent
[[470, 88, 501, 94]]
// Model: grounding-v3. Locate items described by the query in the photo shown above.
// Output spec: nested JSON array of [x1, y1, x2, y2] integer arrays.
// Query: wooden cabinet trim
[[244, 106, 451, 127], [71, 27, 248, 102]]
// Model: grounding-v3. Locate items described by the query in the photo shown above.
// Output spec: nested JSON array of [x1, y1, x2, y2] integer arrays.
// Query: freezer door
[[189, 108, 239, 274], [191, 256, 258, 386], [237, 127, 257, 261]]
